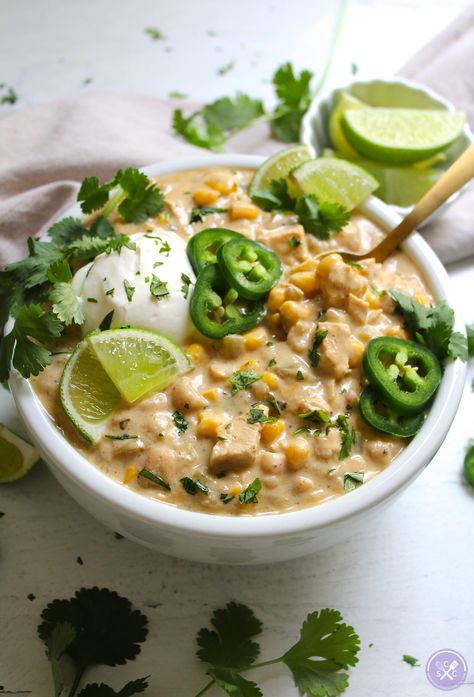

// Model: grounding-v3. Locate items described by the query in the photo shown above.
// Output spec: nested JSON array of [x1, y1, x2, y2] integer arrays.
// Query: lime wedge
[[0, 423, 40, 483], [88, 328, 191, 404], [341, 108, 466, 164], [348, 159, 441, 207], [328, 90, 366, 157], [249, 144, 312, 197], [60, 339, 121, 444], [290, 157, 378, 210]]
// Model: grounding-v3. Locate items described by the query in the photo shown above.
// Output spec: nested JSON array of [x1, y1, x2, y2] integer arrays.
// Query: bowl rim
[[10, 153, 467, 540]]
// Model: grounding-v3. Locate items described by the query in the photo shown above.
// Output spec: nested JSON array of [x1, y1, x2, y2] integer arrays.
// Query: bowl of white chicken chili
[[8, 153, 466, 564]]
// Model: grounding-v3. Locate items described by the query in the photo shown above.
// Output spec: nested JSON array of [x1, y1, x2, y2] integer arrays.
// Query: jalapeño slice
[[217, 237, 282, 300], [187, 228, 243, 274], [359, 387, 425, 438], [189, 263, 266, 339], [363, 336, 441, 415]]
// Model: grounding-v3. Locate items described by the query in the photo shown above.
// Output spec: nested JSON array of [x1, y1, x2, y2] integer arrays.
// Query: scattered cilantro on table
[[144, 27, 165, 41], [402, 654, 420, 667], [0, 83, 18, 105], [251, 179, 349, 240]]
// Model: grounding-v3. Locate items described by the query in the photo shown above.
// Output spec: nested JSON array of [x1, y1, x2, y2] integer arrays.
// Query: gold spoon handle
[[370, 143, 474, 263]]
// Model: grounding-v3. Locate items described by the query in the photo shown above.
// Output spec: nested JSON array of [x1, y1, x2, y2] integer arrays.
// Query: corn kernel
[[261, 371, 278, 389], [290, 271, 319, 295], [358, 330, 372, 342], [285, 438, 310, 470], [317, 253, 343, 278], [349, 338, 364, 367], [201, 388, 218, 401], [158, 212, 169, 225], [269, 312, 281, 327], [123, 466, 138, 484], [261, 419, 284, 444], [193, 188, 220, 206], [229, 483, 242, 496], [386, 325, 409, 339], [244, 327, 268, 350], [204, 174, 235, 195], [280, 300, 311, 325], [294, 259, 319, 273], [239, 358, 259, 370], [268, 285, 287, 311], [229, 201, 259, 220], [364, 290, 380, 309], [415, 294, 431, 306], [197, 412, 226, 438], [186, 343, 207, 365]]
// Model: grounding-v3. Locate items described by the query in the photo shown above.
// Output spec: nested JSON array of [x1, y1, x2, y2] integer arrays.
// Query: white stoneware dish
[[9, 154, 466, 565]]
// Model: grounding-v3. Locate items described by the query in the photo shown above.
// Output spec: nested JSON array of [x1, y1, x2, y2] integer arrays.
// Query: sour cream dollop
[[72, 230, 196, 345]]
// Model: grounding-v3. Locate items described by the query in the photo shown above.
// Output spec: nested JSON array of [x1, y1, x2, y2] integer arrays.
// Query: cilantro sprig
[[38, 587, 148, 697], [194, 602, 360, 697], [252, 178, 349, 240]]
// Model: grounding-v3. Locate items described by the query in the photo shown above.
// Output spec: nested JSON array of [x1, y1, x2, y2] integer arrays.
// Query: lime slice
[[249, 144, 312, 197], [88, 328, 191, 404], [349, 159, 441, 207], [0, 423, 40, 483], [290, 157, 378, 210], [60, 339, 121, 444], [328, 91, 366, 157], [341, 108, 466, 164]]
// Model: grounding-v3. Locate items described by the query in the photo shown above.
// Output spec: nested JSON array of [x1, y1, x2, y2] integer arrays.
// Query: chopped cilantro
[[239, 478, 262, 504], [343, 471, 364, 493], [220, 492, 234, 504], [268, 357, 277, 367], [181, 273, 192, 299], [189, 206, 228, 223], [467, 324, 474, 357], [105, 434, 138, 441], [159, 240, 171, 256], [337, 414, 356, 460], [309, 328, 328, 368], [145, 27, 165, 40], [172, 410, 188, 433], [87, 297, 98, 303], [49, 283, 85, 326], [123, 279, 135, 302], [180, 476, 210, 496], [298, 409, 331, 424], [217, 60, 235, 76], [169, 90, 188, 99], [0, 84, 18, 105], [106, 288, 115, 296], [138, 468, 171, 490], [153, 261, 163, 268], [149, 275, 169, 300], [247, 407, 277, 425], [289, 235, 301, 248], [403, 654, 420, 667], [296, 369, 304, 381], [229, 368, 261, 395], [99, 310, 114, 331], [271, 62, 314, 142]]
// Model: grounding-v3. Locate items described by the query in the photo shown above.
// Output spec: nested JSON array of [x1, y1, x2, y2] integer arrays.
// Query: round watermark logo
[[426, 649, 468, 691]]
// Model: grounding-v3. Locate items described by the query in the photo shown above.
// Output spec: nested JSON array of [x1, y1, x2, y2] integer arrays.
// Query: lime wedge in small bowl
[[341, 108, 466, 164], [0, 423, 40, 483], [328, 90, 366, 157], [248, 144, 312, 197], [291, 157, 378, 210]]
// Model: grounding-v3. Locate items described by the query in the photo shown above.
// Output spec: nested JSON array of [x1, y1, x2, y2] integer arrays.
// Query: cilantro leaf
[[467, 325, 474, 358], [172, 410, 188, 433], [48, 217, 89, 245], [173, 108, 226, 151], [209, 668, 263, 697], [138, 468, 171, 491], [123, 280, 135, 303], [448, 331, 468, 362], [282, 609, 360, 697], [197, 602, 262, 670], [49, 283, 85, 325], [47, 260, 73, 284], [271, 63, 314, 142], [149, 275, 169, 300], [0, 305, 63, 380], [89, 216, 116, 239], [246, 407, 276, 425], [67, 235, 136, 262], [309, 329, 328, 368], [336, 415, 356, 460], [298, 409, 331, 424], [180, 476, 210, 496], [295, 196, 349, 240], [239, 478, 261, 504], [402, 655, 420, 667], [203, 94, 265, 132], [77, 678, 149, 696], [116, 169, 165, 223], [38, 588, 148, 681], [181, 273, 192, 299], [229, 369, 261, 395], [343, 471, 364, 493], [78, 175, 116, 214], [190, 206, 228, 223], [46, 621, 77, 697], [5, 238, 64, 289], [250, 178, 294, 212]]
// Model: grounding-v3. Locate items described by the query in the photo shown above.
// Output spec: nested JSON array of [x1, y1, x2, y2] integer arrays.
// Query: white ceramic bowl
[[300, 77, 474, 220], [10, 154, 466, 565]]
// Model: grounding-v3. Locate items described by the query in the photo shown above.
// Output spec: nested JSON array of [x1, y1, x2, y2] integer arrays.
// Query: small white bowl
[[300, 77, 474, 220], [9, 154, 466, 565]]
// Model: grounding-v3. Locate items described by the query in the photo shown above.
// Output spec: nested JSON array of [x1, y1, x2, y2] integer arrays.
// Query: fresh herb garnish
[[294, 425, 321, 437], [123, 279, 136, 302], [289, 235, 301, 248], [251, 178, 349, 239], [172, 410, 188, 433], [87, 297, 98, 303], [38, 587, 148, 697], [138, 468, 171, 491], [391, 290, 468, 361], [180, 476, 210, 496], [309, 328, 329, 367], [268, 357, 277, 367], [195, 602, 360, 696], [246, 407, 277, 425], [239, 478, 262, 504], [189, 206, 228, 223], [145, 26, 165, 40], [99, 310, 114, 331], [149, 275, 169, 300], [159, 240, 171, 256], [49, 282, 85, 325], [343, 471, 364, 493], [296, 369, 304, 381], [298, 409, 331, 424], [105, 288, 115, 296], [181, 273, 192, 299], [254, 397, 286, 416], [217, 60, 235, 76], [0, 83, 18, 105], [220, 492, 234, 504], [466, 324, 474, 358], [229, 369, 261, 395], [105, 434, 139, 441], [403, 654, 420, 667], [337, 414, 356, 460], [169, 90, 188, 99]]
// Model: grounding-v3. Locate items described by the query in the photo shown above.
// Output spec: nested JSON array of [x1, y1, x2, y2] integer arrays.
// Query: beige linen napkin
[[1, 4, 473, 267]]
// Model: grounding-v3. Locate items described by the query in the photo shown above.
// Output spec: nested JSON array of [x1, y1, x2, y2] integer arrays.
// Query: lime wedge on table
[[60, 339, 121, 444], [88, 328, 190, 404], [341, 108, 465, 164], [248, 144, 312, 197], [328, 91, 366, 157], [0, 423, 40, 483], [291, 157, 378, 210]]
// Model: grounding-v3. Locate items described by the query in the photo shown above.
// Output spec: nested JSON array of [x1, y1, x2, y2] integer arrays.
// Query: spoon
[[318, 143, 474, 263]]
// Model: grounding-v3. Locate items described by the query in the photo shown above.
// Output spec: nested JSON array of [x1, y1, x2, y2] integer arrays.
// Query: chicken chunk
[[320, 260, 368, 308], [170, 376, 207, 411], [256, 224, 308, 264], [316, 322, 352, 379], [209, 417, 260, 473], [139, 445, 177, 488]]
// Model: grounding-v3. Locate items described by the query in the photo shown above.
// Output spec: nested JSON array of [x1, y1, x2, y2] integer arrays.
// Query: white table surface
[[1, 1, 474, 695]]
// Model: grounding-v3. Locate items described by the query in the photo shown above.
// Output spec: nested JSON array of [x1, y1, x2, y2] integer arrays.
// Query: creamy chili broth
[[33, 167, 433, 515]]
